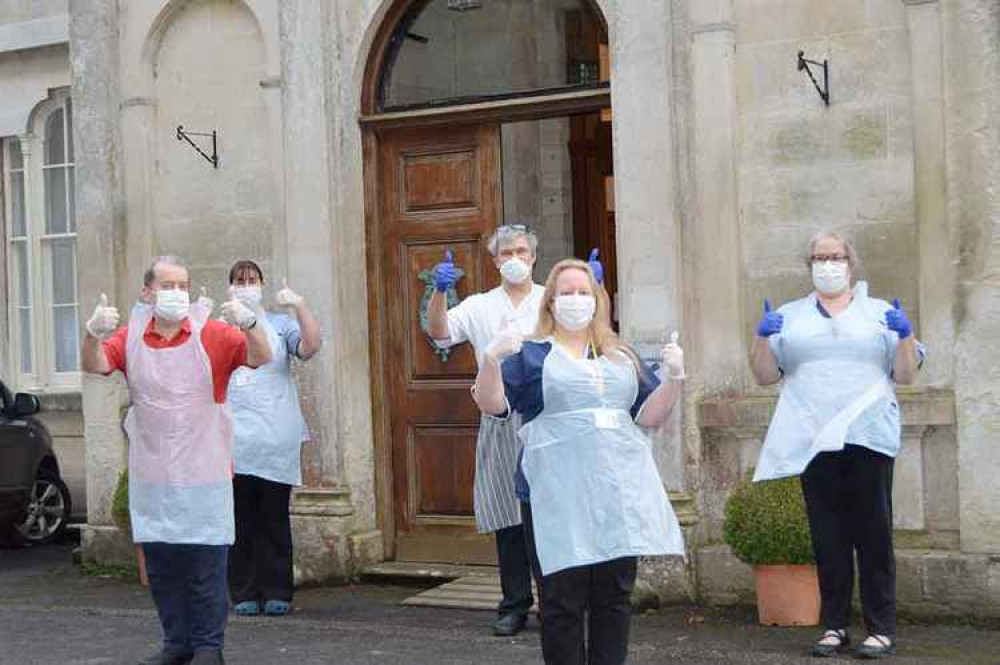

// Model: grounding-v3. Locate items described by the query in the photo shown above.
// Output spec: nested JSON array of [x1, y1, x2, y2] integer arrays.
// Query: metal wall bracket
[[797, 51, 830, 106], [176, 126, 219, 168]]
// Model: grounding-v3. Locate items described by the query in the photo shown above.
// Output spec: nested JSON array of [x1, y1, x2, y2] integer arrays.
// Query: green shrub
[[723, 474, 814, 566], [111, 469, 130, 534]]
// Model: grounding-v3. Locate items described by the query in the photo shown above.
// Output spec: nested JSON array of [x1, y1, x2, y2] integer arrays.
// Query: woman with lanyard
[[751, 231, 924, 660], [472, 258, 686, 665], [225, 260, 322, 617]]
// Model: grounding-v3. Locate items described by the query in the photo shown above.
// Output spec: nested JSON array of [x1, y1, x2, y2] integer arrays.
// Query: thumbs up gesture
[[756, 299, 784, 338], [484, 314, 523, 364], [220, 286, 258, 331], [885, 298, 912, 340], [197, 286, 215, 313], [587, 248, 604, 284], [276, 278, 304, 308], [85, 293, 120, 339], [660, 331, 686, 380], [433, 250, 458, 293]]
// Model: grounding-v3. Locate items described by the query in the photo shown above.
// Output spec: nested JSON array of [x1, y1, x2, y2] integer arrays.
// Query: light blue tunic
[[754, 282, 926, 482], [229, 312, 309, 486]]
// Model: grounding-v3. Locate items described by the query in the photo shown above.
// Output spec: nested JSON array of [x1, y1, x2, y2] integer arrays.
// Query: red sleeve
[[200, 321, 249, 403], [101, 326, 129, 376]]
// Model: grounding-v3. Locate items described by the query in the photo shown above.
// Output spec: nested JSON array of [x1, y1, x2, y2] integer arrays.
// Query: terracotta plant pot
[[754, 564, 820, 626]]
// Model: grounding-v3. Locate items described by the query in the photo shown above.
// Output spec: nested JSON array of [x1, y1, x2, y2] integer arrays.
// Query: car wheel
[[17, 468, 71, 545]]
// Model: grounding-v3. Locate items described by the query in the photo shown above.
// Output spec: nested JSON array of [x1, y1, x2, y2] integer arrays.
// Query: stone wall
[[66, 0, 999, 616]]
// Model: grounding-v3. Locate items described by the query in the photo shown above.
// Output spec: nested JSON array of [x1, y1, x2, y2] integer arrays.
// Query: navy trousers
[[142, 542, 229, 653]]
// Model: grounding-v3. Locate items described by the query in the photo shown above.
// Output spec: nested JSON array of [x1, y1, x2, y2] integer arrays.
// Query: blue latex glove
[[433, 250, 457, 293], [885, 298, 912, 339], [588, 248, 604, 284], [756, 299, 783, 337]]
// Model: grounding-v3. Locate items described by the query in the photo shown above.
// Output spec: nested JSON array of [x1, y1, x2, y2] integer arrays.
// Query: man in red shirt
[[82, 256, 271, 665]]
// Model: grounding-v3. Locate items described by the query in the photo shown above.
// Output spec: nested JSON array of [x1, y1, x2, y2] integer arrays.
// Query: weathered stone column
[[278, 0, 383, 582], [904, 0, 955, 388], [942, 0, 1000, 554], [70, 0, 131, 564]]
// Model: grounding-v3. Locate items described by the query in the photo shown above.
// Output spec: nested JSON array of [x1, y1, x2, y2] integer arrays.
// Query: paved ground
[[1, 542, 998, 665]]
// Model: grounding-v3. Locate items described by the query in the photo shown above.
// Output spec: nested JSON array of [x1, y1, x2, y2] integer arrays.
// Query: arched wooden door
[[372, 123, 502, 563]]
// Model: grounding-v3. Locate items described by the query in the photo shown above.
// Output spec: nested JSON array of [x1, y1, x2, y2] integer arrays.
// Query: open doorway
[[363, 0, 613, 564], [501, 111, 616, 320]]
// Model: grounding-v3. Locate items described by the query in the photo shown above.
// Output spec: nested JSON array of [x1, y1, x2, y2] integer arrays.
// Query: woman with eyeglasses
[[750, 231, 925, 660], [472, 258, 685, 665]]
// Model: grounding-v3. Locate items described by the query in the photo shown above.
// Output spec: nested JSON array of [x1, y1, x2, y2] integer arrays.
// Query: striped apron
[[473, 411, 524, 533]]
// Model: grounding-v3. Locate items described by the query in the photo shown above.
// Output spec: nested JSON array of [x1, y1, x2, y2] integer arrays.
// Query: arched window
[[378, 0, 607, 112], [3, 90, 79, 389]]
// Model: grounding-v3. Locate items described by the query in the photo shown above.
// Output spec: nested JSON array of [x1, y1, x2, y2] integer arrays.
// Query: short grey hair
[[806, 230, 860, 270], [143, 255, 189, 287], [487, 224, 539, 257]]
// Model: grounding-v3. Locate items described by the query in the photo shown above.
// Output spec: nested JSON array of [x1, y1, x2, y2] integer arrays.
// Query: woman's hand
[[660, 331, 686, 381]]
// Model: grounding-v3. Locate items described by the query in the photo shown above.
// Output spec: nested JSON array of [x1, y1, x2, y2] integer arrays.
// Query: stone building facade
[[1, 0, 997, 617]]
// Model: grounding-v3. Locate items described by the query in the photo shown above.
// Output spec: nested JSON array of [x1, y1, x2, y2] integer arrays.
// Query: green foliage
[[81, 562, 140, 584], [111, 469, 130, 534], [723, 474, 814, 566]]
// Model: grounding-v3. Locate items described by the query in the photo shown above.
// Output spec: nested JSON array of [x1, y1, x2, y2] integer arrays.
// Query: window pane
[[11, 171, 26, 237], [45, 166, 68, 234], [19, 308, 33, 374], [68, 166, 76, 232], [9, 137, 23, 169], [45, 108, 65, 165], [13, 240, 30, 305], [381, 0, 606, 110], [53, 305, 79, 372], [51, 238, 76, 305], [66, 98, 74, 162]]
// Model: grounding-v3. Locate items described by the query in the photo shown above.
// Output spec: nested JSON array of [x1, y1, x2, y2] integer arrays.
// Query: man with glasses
[[425, 224, 544, 636]]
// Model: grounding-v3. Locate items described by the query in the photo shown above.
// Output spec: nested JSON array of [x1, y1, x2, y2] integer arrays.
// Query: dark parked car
[[0, 379, 71, 546]]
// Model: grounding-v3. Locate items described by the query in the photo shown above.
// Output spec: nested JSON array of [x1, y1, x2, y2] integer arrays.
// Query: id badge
[[594, 410, 619, 429]]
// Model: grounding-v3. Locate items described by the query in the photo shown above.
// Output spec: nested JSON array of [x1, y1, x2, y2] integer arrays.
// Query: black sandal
[[811, 629, 850, 658], [854, 634, 895, 659]]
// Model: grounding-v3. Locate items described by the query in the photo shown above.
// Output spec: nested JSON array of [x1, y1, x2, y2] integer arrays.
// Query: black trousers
[[228, 474, 294, 604], [495, 523, 535, 616], [801, 444, 896, 637], [522, 501, 637, 665]]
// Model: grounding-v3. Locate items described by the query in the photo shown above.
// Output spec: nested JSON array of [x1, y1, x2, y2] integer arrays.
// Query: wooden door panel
[[380, 123, 501, 564], [402, 148, 479, 213], [410, 425, 478, 517]]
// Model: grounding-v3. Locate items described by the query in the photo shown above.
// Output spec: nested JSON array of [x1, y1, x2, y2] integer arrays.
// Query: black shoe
[[137, 648, 193, 665], [189, 649, 225, 665], [492, 612, 528, 637], [854, 635, 895, 659], [810, 629, 849, 658]]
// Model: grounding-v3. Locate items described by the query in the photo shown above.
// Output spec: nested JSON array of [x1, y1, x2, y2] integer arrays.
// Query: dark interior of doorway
[[499, 111, 617, 323]]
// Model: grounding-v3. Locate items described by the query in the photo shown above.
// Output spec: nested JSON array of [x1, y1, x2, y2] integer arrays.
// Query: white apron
[[229, 312, 308, 486], [754, 282, 899, 482], [124, 301, 236, 545], [520, 344, 685, 576]]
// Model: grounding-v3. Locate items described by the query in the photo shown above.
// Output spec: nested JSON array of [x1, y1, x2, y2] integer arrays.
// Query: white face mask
[[154, 289, 190, 321], [499, 257, 532, 285], [553, 294, 596, 332], [232, 286, 262, 308], [811, 261, 850, 295]]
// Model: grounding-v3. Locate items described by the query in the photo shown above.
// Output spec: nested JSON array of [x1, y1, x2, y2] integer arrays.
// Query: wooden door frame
[[362, 0, 611, 561]]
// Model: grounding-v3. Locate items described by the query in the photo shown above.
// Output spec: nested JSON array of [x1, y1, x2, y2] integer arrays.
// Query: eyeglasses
[[496, 224, 532, 235], [810, 254, 849, 264]]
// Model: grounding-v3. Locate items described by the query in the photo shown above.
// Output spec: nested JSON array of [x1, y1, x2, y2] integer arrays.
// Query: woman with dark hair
[[751, 231, 925, 659], [472, 258, 686, 665], [225, 260, 322, 617]]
